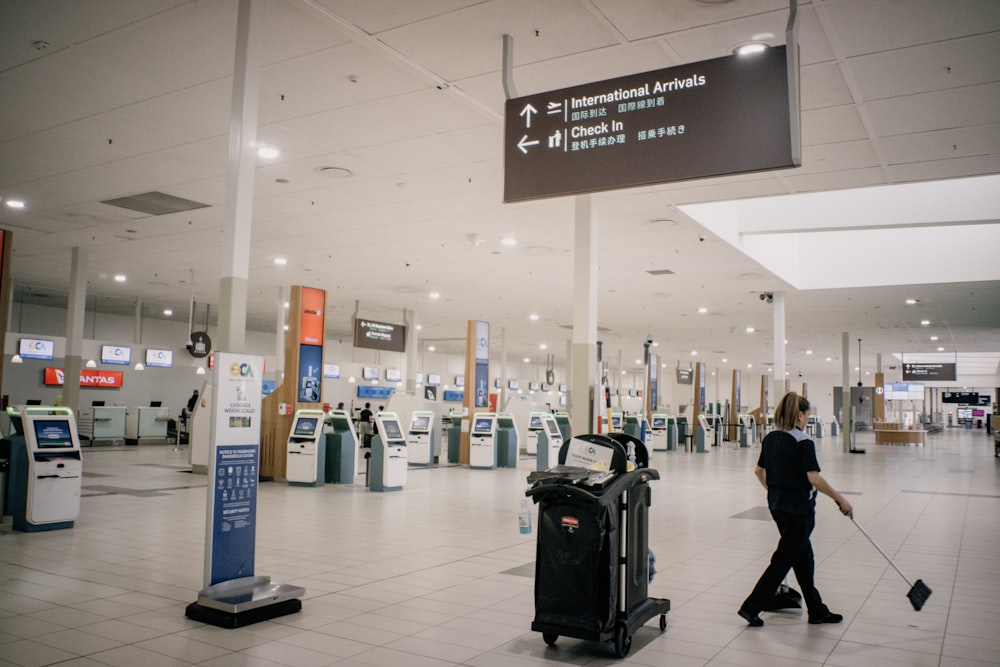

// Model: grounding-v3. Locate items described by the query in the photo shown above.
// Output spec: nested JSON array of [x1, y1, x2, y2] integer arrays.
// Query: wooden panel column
[[873, 372, 885, 421], [728, 369, 741, 441]]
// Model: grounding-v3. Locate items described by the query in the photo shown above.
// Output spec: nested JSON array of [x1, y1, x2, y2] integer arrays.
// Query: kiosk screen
[[652, 417, 666, 428], [473, 417, 494, 434], [381, 419, 403, 440], [529, 415, 543, 429], [293, 417, 319, 437], [330, 415, 352, 432], [411, 415, 430, 431], [498, 416, 514, 428], [611, 416, 621, 429], [34, 420, 73, 448], [545, 420, 561, 437]]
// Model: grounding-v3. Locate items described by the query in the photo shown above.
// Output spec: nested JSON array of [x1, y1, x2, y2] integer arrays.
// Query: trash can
[[526, 433, 670, 658]]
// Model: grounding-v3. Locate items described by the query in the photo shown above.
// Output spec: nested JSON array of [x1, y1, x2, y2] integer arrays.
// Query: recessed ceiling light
[[937, 346, 945, 352], [540, 344, 547, 350], [690, 350, 697, 356], [428, 345, 436, 352], [523, 357, 530, 363], [316, 166, 353, 178], [920, 320, 931, 326], [257, 146, 280, 159], [734, 42, 769, 56], [652, 341, 658, 346], [501, 237, 517, 246], [745, 326, 755, 334], [905, 298, 918, 305], [529, 313, 539, 321], [826, 357, 832, 362], [283, 301, 290, 308], [429, 291, 440, 299], [282, 324, 289, 331], [416, 324, 422, 331], [5, 199, 26, 209], [722, 358, 727, 363], [698, 307, 708, 314], [274, 257, 287, 266], [806, 350, 813, 355], [930, 335, 939, 341], [747, 363, 753, 368], [768, 368, 773, 373], [163, 309, 173, 316], [114, 274, 126, 282]]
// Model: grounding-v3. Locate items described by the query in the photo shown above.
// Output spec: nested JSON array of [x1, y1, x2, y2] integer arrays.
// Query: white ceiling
[[0, 0, 998, 379]]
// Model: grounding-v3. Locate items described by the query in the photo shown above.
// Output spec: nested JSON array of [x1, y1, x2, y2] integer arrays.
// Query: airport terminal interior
[[2, 1, 1000, 666]]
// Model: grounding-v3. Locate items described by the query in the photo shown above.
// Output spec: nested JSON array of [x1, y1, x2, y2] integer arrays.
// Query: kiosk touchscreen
[[11, 406, 83, 532], [648, 414, 669, 451], [526, 412, 545, 455], [407, 411, 435, 466], [610, 412, 623, 433], [371, 412, 407, 492], [286, 409, 326, 486], [536, 414, 564, 471], [469, 413, 498, 469], [553, 411, 571, 441]]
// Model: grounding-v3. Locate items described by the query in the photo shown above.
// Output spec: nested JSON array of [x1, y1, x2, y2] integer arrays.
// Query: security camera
[[698, 234, 706, 242], [646, 338, 653, 345], [759, 291, 774, 303]]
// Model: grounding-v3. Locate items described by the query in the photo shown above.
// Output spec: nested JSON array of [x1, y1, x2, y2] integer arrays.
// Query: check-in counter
[[125, 407, 170, 444], [78, 407, 126, 446]]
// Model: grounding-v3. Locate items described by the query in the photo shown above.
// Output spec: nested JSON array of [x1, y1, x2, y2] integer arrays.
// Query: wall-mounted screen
[[381, 419, 403, 440], [443, 390, 463, 402], [293, 416, 319, 437], [145, 348, 173, 368], [101, 345, 131, 365], [559, 384, 567, 392], [455, 375, 465, 387], [362, 366, 379, 380], [508, 379, 519, 390], [324, 363, 341, 379], [473, 417, 494, 434], [541, 383, 550, 392], [385, 368, 401, 382], [261, 380, 276, 395], [957, 407, 973, 420], [972, 409, 985, 417], [33, 420, 74, 448], [19, 338, 55, 360], [411, 415, 430, 431], [427, 374, 441, 387], [529, 381, 540, 391]]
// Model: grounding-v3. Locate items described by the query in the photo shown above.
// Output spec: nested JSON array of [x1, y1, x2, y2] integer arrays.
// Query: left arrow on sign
[[517, 135, 540, 154], [520, 103, 538, 128]]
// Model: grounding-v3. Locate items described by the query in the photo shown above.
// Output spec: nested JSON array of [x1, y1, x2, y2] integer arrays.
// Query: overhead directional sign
[[504, 46, 797, 202]]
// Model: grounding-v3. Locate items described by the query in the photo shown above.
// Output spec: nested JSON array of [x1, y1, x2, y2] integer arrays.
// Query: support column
[[134, 298, 142, 344], [842, 331, 851, 453], [63, 247, 87, 412], [569, 195, 598, 435], [772, 293, 786, 402], [217, 0, 262, 353], [404, 308, 418, 394], [275, 286, 286, 385]]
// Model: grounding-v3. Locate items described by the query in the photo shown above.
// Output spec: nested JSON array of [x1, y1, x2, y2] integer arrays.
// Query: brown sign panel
[[354, 318, 406, 353]]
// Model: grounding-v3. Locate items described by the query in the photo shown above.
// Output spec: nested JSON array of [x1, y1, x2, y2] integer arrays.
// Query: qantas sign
[[43, 367, 124, 388]]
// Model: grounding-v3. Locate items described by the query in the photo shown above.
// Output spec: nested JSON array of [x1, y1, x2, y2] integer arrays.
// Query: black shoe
[[808, 612, 843, 624], [738, 609, 764, 627]]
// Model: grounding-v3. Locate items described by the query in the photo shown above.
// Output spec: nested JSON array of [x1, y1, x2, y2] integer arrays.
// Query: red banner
[[300, 287, 325, 346], [44, 367, 124, 388]]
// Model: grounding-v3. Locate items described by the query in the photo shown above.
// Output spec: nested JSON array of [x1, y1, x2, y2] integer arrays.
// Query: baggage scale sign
[[504, 46, 797, 202]]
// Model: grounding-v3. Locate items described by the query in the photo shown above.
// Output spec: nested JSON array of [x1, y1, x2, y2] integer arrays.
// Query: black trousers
[[742, 509, 829, 617]]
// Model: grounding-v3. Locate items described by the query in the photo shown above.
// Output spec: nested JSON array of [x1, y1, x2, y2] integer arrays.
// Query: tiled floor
[[2, 427, 998, 666]]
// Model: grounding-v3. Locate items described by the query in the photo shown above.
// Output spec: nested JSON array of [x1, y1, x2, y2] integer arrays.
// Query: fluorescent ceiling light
[[274, 257, 287, 266], [114, 274, 127, 282], [257, 146, 280, 159], [501, 237, 517, 246], [429, 291, 440, 299], [5, 199, 26, 209]]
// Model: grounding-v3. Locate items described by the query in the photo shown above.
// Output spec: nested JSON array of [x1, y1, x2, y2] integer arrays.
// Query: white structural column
[[772, 292, 786, 404], [275, 286, 286, 386], [63, 247, 87, 412], [842, 331, 852, 453], [569, 195, 598, 435], [404, 308, 418, 394], [217, 0, 262, 353]]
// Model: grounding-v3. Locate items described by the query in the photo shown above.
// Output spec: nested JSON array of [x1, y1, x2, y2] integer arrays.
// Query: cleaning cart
[[526, 433, 670, 658]]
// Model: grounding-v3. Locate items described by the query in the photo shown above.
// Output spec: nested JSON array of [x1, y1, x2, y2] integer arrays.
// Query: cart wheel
[[614, 623, 632, 658], [542, 632, 558, 646], [659, 614, 667, 631]]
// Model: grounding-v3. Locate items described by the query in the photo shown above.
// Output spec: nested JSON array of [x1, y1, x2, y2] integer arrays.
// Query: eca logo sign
[[230, 362, 254, 378]]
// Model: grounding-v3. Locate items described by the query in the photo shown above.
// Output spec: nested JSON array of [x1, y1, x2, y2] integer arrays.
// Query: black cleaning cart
[[526, 433, 670, 658]]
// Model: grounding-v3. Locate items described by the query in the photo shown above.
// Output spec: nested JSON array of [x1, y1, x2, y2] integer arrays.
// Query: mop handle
[[851, 517, 913, 587]]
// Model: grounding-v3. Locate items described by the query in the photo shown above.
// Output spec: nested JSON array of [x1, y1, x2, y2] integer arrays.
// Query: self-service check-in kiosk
[[469, 413, 498, 469], [446, 410, 463, 464], [407, 411, 435, 466], [695, 414, 710, 453], [496, 413, 519, 468], [536, 414, 564, 471], [371, 412, 407, 492], [526, 412, 545, 455], [648, 414, 669, 451], [554, 411, 572, 442], [808, 415, 824, 438], [738, 414, 755, 448], [324, 410, 357, 484], [286, 410, 326, 487], [623, 414, 642, 441], [10, 406, 83, 532]]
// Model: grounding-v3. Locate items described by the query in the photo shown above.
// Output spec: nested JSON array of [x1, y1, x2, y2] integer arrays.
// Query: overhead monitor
[[472, 416, 495, 434], [100, 344, 131, 365], [145, 348, 173, 368], [957, 407, 973, 420], [529, 414, 543, 429], [292, 416, 320, 437], [385, 368, 401, 382], [427, 374, 441, 387], [380, 418, 403, 441], [149, 401, 162, 408], [455, 375, 465, 387], [508, 379, 519, 390], [91, 400, 106, 407], [19, 338, 55, 360], [410, 414, 430, 431], [362, 366, 379, 380], [33, 419, 74, 449], [529, 381, 540, 391]]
